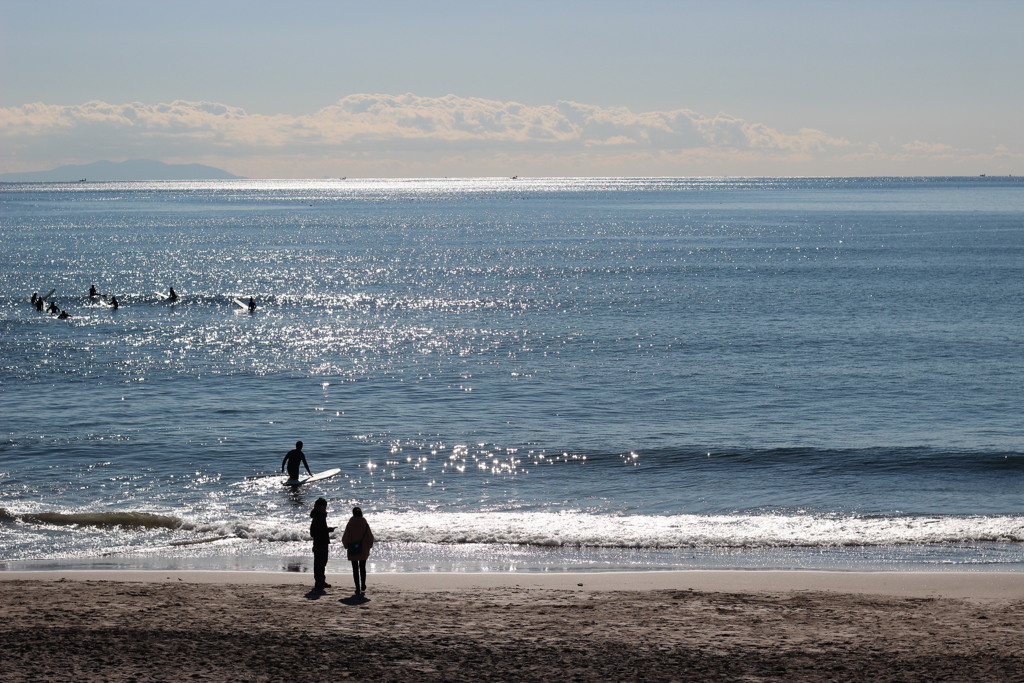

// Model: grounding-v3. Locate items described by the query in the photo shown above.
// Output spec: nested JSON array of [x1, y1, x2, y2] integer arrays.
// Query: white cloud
[[0, 94, 1014, 177], [902, 140, 955, 154]]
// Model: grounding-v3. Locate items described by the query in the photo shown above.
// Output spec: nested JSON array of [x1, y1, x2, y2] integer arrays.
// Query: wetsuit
[[282, 447, 310, 480]]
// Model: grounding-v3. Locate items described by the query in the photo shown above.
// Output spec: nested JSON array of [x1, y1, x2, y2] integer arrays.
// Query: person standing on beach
[[341, 507, 374, 596], [281, 441, 312, 481], [309, 498, 335, 590]]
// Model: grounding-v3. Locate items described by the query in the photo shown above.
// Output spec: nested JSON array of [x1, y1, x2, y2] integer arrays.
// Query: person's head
[[352, 507, 363, 518], [296, 440, 303, 449], [313, 497, 327, 512]]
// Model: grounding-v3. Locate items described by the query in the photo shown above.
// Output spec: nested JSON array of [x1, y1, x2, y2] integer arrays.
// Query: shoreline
[[3, 568, 1022, 599]]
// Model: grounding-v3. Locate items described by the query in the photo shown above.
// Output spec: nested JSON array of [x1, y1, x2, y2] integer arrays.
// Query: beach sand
[[1, 571, 1021, 682]]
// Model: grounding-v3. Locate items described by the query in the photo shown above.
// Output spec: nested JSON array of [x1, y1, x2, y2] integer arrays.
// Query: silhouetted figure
[[342, 507, 374, 596], [89, 285, 98, 297], [248, 297, 256, 312], [57, 310, 70, 319], [47, 301, 59, 315], [168, 287, 178, 302], [35, 298, 44, 311], [310, 498, 336, 590], [281, 440, 312, 482], [30, 292, 38, 304], [110, 295, 119, 310]]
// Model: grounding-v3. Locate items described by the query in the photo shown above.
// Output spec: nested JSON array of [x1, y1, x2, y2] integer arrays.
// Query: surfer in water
[[89, 285, 98, 297], [310, 498, 336, 590], [281, 441, 312, 481], [247, 297, 256, 312], [342, 507, 374, 596], [110, 295, 119, 309], [168, 287, 178, 302]]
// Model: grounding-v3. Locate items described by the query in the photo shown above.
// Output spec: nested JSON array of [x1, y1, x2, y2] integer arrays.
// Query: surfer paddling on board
[[282, 441, 313, 482]]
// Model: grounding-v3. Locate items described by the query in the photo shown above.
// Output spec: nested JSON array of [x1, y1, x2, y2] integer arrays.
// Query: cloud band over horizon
[[0, 94, 1015, 178]]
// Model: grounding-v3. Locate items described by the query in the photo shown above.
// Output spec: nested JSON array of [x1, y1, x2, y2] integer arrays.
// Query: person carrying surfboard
[[281, 441, 312, 482]]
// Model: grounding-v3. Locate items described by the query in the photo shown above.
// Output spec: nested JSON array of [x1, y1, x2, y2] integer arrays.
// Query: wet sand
[[1, 571, 1022, 682]]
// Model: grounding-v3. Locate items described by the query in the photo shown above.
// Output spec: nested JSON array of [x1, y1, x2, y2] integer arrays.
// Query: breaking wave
[[0, 508, 182, 530]]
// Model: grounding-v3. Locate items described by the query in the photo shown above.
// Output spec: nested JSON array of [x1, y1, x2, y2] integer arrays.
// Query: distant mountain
[[0, 159, 244, 182]]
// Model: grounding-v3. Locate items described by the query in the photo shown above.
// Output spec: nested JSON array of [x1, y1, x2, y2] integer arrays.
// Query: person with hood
[[309, 498, 335, 590], [341, 507, 374, 596]]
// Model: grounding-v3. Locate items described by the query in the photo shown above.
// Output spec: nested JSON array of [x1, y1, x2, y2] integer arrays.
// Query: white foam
[[192, 511, 1024, 549]]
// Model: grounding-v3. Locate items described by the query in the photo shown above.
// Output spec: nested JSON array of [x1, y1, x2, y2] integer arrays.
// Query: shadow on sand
[[340, 594, 370, 606]]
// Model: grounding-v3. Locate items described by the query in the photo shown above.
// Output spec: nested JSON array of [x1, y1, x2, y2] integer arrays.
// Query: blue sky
[[2, 0, 1021, 177]]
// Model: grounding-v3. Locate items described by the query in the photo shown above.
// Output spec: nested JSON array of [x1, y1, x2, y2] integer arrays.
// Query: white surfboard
[[283, 467, 342, 487], [38, 288, 56, 303], [233, 298, 249, 309], [155, 291, 168, 300]]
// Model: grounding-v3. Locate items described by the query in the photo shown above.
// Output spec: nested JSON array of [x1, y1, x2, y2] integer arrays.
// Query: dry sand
[[1, 571, 1022, 682]]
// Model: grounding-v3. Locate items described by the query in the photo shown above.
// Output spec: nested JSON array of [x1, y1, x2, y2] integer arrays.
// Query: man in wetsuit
[[281, 441, 313, 481]]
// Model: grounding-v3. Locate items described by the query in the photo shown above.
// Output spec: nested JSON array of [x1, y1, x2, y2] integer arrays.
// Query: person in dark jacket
[[309, 497, 335, 590], [341, 507, 374, 596]]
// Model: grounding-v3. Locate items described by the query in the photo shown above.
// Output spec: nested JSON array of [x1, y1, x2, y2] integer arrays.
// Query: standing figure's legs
[[313, 545, 328, 588]]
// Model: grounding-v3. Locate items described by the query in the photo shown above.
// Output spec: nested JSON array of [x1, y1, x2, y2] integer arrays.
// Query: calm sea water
[[1, 177, 1022, 573]]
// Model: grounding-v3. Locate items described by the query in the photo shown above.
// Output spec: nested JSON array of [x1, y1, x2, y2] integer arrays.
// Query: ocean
[[1, 176, 1022, 574]]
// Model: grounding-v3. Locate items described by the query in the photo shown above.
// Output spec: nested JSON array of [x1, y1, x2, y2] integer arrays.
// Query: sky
[[1, 0, 1021, 178]]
